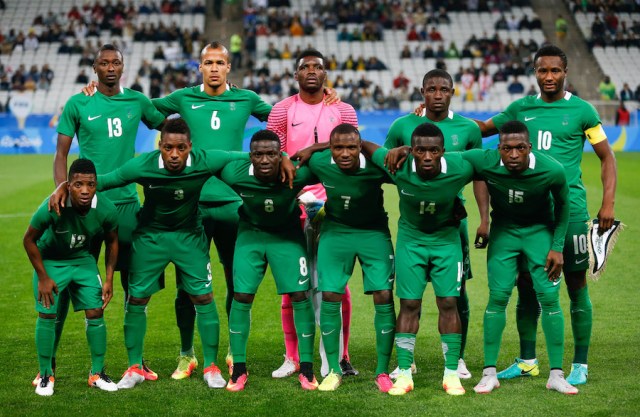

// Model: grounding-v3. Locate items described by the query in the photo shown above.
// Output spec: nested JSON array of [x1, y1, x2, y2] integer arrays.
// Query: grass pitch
[[0, 153, 638, 416]]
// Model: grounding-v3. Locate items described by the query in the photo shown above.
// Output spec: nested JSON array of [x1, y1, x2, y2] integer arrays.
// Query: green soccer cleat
[[496, 358, 539, 379], [566, 363, 588, 385], [172, 355, 198, 380]]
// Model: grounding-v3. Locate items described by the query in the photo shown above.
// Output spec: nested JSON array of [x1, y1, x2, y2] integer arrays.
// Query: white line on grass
[[0, 213, 32, 218]]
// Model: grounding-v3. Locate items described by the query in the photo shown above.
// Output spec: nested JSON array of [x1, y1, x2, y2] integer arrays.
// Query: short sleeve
[[56, 98, 80, 138], [29, 199, 54, 231]]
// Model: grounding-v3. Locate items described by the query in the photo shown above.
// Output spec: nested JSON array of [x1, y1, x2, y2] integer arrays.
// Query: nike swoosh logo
[[192, 104, 205, 109], [400, 189, 414, 196], [88, 115, 102, 121], [148, 185, 162, 189], [388, 277, 395, 282], [302, 333, 313, 338], [230, 329, 241, 334], [205, 281, 212, 287], [291, 122, 303, 127], [381, 329, 393, 334], [55, 230, 69, 234], [322, 182, 335, 189], [322, 329, 335, 336], [487, 180, 497, 185], [486, 310, 498, 314], [298, 278, 310, 285], [552, 279, 561, 286], [575, 258, 587, 265], [456, 286, 462, 291], [548, 311, 561, 315], [524, 116, 536, 121], [240, 193, 254, 197]]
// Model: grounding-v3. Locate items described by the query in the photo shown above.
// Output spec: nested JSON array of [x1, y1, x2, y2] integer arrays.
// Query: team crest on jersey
[[229, 102, 236, 111], [174, 189, 184, 200], [127, 108, 134, 119], [451, 134, 459, 146], [329, 116, 336, 123], [562, 114, 569, 126]]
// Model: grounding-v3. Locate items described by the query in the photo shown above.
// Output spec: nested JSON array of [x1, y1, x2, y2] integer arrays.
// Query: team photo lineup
[[8, 1, 625, 406]]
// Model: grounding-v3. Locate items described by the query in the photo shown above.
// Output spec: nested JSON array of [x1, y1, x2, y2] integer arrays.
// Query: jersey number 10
[[537, 131, 552, 150]]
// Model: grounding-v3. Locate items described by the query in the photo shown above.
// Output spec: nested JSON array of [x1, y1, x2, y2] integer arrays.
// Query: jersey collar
[[158, 154, 192, 169], [412, 156, 447, 174], [65, 194, 98, 209], [330, 153, 367, 169], [94, 86, 124, 95], [249, 164, 254, 176], [200, 83, 230, 92], [536, 91, 572, 101], [420, 109, 454, 119], [499, 152, 536, 169]]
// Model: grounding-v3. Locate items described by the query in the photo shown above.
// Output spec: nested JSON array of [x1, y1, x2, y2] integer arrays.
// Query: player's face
[[412, 136, 444, 179], [93, 50, 124, 87], [160, 133, 192, 173], [295, 56, 326, 94], [499, 133, 531, 173], [421, 76, 453, 114], [67, 173, 97, 210], [534, 56, 566, 97], [199, 47, 230, 89], [330, 132, 361, 173], [250, 140, 281, 181]]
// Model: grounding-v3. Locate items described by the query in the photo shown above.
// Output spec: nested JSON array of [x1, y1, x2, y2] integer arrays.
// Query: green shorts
[[395, 236, 463, 299], [233, 223, 309, 295], [200, 201, 241, 268], [129, 228, 212, 298], [563, 221, 590, 272], [34, 263, 103, 314], [488, 222, 560, 294], [317, 226, 394, 294]]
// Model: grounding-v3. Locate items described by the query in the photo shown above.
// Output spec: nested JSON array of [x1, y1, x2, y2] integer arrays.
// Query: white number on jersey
[[299, 257, 308, 276], [107, 118, 122, 138], [341, 195, 351, 210], [419, 201, 436, 214], [572, 234, 588, 255], [508, 189, 524, 204], [537, 130, 552, 150], [70, 234, 86, 248], [210, 111, 221, 130], [264, 199, 274, 212]]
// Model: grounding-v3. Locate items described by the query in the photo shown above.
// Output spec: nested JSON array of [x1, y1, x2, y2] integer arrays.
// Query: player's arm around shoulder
[[249, 89, 273, 121], [151, 88, 183, 116], [135, 91, 166, 130]]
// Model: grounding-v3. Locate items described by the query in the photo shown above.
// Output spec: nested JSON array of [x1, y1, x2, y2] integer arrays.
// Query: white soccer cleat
[[272, 355, 300, 378], [389, 362, 417, 379], [35, 375, 54, 396], [203, 364, 227, 388], [117, 365, 145, 389], [547, 371, 579, 395], [457, 358, 472, 379], [474, 373, 500, 394], [88, 370, 118, 392]]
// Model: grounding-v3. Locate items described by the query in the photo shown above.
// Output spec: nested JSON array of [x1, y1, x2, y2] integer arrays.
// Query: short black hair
[[330, 123, 360, 142], [250, 129, 280, 147], [95, 44, 123, 62], [161, 118, 191, 141], [499, 120, 530, 141], [69, 158, 97, 179], [411, 123, 444, 147], [533, 44, 567, 69], [422, 69, 453, 87], [200, 41, 229, 62], [295, 49, 325, 71]]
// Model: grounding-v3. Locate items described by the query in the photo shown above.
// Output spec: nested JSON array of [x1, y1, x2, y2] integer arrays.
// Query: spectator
[[438, 7, 451, 24], [591, 15, 607, 46], [130, 77, 143, 93], [256, 62, 270, 77], [338, 27, 351, 41], [409, 87, 422, 101], [366, 56, 387, 71], [153, 45, 166, 60], [39, 64, 54, 90], [24, 30, 39, 51], [446, 42, 459, 58], [149, 77, 161, 98], [495, 14, 508, 30], [518, 15, 531, 30], [461, 68, 475, 101], [526, 84, 537, 95], [507, 14, 519, 31], [393, 71, 410, 89], [635, 84, 640, 101], [615, 101, 630, 126], [423, 45, 435, 58], [79, 52, 93, 66], [508, 76, 525, 95], [566, 82, 580, 97], [290, 16, 304, 36], [230, 33, 243, 69], [265, 42, 281, 59], [599, 75, 617, 100], [281, 43, 292, 59], [478, 69, 493, 101], [75, 69, 89, 84], [407, 25, 420, 41], [428, 26, 443, 41], [620, 82, 634, 101], [400, 45, 412, 59], [556, 15, 568, 41]]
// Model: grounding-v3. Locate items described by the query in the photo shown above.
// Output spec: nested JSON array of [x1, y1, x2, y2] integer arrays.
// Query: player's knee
[[233, 292, 254, 304], [372, 290, 393, 305], [288, 291, 307, 303], [564, 270, 587, 291], [38, 313, 57, 319], [128, 296, 149, 306], [190, 292, 213, 305], [84, 308, 104, 319], [536, 291, 560, 311], [399, 298, 421, 316], [435, 296, 458, 313], [322, 291, 342, 303], [488, 289, 511, 308]]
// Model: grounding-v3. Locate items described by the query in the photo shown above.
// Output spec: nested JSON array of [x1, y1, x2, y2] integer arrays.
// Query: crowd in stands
[[0, 62, 54, 92]]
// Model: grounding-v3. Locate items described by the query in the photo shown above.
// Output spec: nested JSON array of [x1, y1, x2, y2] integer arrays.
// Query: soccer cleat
[[88, 370, 118, 392], [272, 355, 300, 378], [443, 373, 465, 396], [117, 365, 145, 389], [340, 357, 359, 376], [388, 374, 414, 396], [35, 375, 54, 396], [375, 373, 393, 393], [566, 363, 588, 385], [226, 373, 248, 392], [298, 373, 319, 390], [141, 361, 158, 381], [474, 373, 500, 394], [457, 358, 472, 379], [203, 364, 226, 388], [171, 355, 198, 380], [225, 353, 234, 375], [318, 372, 342, 391], [547, 371, 579, 395], [496, 358, 539, 379], [389, 363, 417, 379], [32, 358, 56, 387]]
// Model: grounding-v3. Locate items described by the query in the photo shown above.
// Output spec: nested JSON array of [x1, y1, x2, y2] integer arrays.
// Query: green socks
[[374, 303, 395, 375], [292, 298, 315, 364], [53, 289, 71, 359], [441, 333, 462, 371], [483, 290, 510, 367], [86, 317, 107, 374], [195, 301, 220, 366], [457, 291, 470, 359], [538, 292, 564, 369], [395, 333, 416, 371], [516, 283, 540, 359], [569, 285, 592, 364], [320, 300, 342, 375], [124, 303, 147, 367], [175, 290, 196, 354], [35, 317, 56, 376], [229, 299, 252, 363]]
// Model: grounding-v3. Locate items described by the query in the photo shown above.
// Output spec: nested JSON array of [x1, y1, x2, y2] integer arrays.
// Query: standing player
[[220, 130, 319, 392], [362, 123, 474, 396], [46, 44, 165, 383], [464, 121, 576, 395], [304, 124, 396, 392], [267, 49, 359, 378], [476, 45, 617, 385], [385, 69, 489, 380], [25, 159, 119, 396]]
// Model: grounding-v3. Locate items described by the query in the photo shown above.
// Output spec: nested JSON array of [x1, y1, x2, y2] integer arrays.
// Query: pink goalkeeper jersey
[[267, 94, 358, 201]]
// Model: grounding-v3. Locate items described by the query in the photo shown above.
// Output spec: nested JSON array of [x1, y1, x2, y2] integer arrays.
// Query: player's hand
[[280, 155, 296, 189], [82, 80, 98, 96], [597, 203, 615, 234], [323, 87, 341, 105], [544, 250, 564, 280], [101, 281, 113, 309], [384, 146, 410, 174], [48, 182, 69, 216], [474, 221, 490, 249], [414, 103, 425, 116], [38, 276, 59, 309]]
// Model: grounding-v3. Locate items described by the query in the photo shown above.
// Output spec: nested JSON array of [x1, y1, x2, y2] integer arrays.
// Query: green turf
[[0, 153, 638, 416]]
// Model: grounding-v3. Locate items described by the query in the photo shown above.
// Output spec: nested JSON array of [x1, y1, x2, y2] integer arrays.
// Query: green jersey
[[384, 110, 482, 151], [98, 149, 245, 231], [461, 149, 570, 251], [492, 92, 605, 221], [307, 150, 391, 230], [29, 194, 118, 266], [219, 161, 315, 231], [152, 85, 272, 204], [371, 148, 474, 243], [57, 88, 165, 204]]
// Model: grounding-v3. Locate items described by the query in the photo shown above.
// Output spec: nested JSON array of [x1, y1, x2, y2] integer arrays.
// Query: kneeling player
[[24, 159, 119, 396]]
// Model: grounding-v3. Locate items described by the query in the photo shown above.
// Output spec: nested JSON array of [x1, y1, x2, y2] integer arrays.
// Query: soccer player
[[362, 123, 474, 396], [303, 124, 396, 392], [267, 49, 359, 378], [25, 159, 119, 396], [464, 121, 577, 395], [385, 69, 489, 380], [220, 130, 319, 392], [476, 45, 617, 385], [48, 43, 165, 383]]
